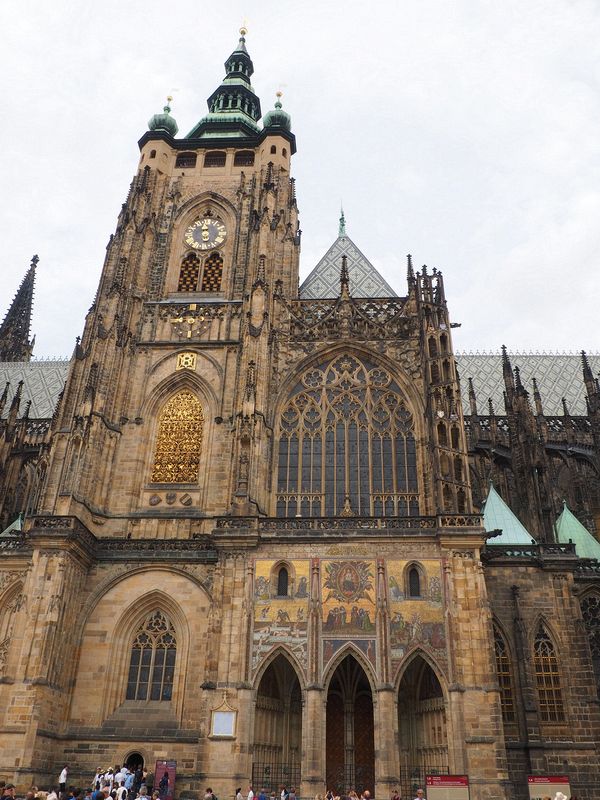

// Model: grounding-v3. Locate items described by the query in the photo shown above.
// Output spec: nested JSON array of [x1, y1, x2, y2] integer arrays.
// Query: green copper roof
[[555, 501, 600, 560], [187, 29, 262, 139], [482, 483, 536, 545], [148, 98, 178, 137], [263, 93, 292, 132]]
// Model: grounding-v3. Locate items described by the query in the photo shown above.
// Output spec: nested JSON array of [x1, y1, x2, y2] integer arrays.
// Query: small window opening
[[450, 427, 459, 449], [270, 144, 277, 154], [277, 567, 289, 597], [175, 152, 197, 169], [408, 567, 421, 597], [428, 337, 438, 358], [204, 151, 226, 168], [282, 148, 287, 157], [234, 150, 255, 167], [150, 150, 156, 159]]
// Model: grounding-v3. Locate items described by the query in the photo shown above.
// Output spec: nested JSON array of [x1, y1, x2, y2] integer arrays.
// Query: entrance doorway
[[398, 656, 448, 799], [326, 654, 374, 794], [125, 752, 144, 770], [252, 654, 302, 793]]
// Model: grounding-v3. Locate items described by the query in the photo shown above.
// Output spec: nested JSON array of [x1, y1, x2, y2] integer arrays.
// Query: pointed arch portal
[[326, 654, 375, 794], [252, 654, 302, 792], [398, 656, 448, 799]]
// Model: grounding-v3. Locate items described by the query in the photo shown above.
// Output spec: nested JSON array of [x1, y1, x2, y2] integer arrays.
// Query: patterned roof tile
[[0, 360, 70, 419]]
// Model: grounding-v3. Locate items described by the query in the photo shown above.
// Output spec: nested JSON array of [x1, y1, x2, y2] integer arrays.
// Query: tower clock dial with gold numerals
[[184, 218, 227, 251]]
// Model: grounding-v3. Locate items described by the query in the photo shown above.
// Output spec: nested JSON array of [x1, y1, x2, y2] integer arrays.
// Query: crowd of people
[[0, 763, 171, 800]]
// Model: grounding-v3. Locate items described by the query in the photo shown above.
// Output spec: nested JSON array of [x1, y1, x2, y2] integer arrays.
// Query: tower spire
[[0, 255, 38, 362], [187, 28, 262, 139]]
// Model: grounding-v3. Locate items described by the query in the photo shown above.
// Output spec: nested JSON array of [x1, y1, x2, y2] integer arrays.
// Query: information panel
[[154, 759, 177, 800], [426, 775, 470, 800], [527, 775, 571, 800]]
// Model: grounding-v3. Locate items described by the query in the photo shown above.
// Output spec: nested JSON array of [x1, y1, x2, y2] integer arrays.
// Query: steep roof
[[0, 360, 69, 419], [300, 234, 397, 300], [482, 483, 536, 545], [555, 501, 600, 560], [456, 352, 599, 416]]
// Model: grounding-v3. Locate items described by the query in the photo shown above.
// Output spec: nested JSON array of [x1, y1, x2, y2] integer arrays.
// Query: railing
[[482, 542, 576, 561], [215, 514, 483, 532]]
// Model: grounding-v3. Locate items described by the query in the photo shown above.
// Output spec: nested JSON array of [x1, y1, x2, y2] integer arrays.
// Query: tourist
[[47, 789, 59, 800], [247, 785, 254, 800], [391, 789, 401, 800], [236, 788, 243, 800], [1, 789, 15, 800], [257, 788, 267, 800], [59, 768, 69, 795], [413, 790, 425, 800], [137, 787, 150, 800]]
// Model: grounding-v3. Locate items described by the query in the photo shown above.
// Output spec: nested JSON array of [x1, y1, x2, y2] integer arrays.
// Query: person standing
[[58, 767, 68, 794], [247, 785, 254, 800], [412, 790, 425, 800]]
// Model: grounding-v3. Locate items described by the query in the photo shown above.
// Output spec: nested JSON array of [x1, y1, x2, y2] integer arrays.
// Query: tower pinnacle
[[339, 207, 346, 237], [0, 255, 37, 362]]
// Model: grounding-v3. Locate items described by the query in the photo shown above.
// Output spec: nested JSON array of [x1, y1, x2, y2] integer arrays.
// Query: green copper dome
[[148, 98, 178, 137], [263, 93, 291, 132]]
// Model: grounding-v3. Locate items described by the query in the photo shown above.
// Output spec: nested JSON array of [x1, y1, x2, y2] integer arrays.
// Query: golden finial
[[240, 23, 248, 36], [276, 91, 283, 99], [167, 95, 173, 104]]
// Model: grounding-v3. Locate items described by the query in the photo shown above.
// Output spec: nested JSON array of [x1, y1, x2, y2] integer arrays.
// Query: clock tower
[[40, 28, 299, 528]]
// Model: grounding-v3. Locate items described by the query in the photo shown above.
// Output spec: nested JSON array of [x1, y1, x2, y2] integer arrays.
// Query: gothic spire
[[0, 255, 37, 362], [187, 27, 262, 139], [339, 207, 346, 237]]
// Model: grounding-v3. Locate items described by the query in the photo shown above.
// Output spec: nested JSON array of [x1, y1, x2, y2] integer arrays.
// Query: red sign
[[527, 775, 570, 800], [154, 760, 176, 800], [527, 776, 569, 784], [427, 776, 469, 786]]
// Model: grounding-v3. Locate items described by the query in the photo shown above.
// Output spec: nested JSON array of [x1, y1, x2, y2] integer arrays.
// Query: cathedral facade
[[1, 31, 600, 800]]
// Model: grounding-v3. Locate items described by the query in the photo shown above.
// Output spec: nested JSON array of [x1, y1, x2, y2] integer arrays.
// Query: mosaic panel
[[387, 559, 446, 667], [252, 559, 310, 671]]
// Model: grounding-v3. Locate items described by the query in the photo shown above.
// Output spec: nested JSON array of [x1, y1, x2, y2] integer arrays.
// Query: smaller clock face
[[184, 218, 226, 251]]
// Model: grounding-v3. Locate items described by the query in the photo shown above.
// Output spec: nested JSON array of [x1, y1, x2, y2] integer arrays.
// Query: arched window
[[234, 150, 255, 167], [408, 567, 421, 598], [270, 145, 277, 154], [437, 421, 448, 447], [175, 152, 197, 169], [282, 148, 287, 157], [454, 456, 463, 481], [178, 252, 200, 292], [493, 626, 515, 722], [204, 151, 226, 168], [430, 362, 440, 383], [151, 391, 204, 483], [126, 610, 176, 701], [277, 567, 289, 597], [276, 354, 419, 517], [150, 150, 156, 159], [200, 252, 223, 292], [428, 337, 438, 358], [534, 627, 564, 722], [450, 426, 459, 449], [581, 593, 600, 698]]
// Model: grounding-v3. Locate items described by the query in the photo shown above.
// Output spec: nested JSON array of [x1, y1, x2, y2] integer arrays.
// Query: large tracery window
[[581, 593, 600, 698], [493, 626, 515, 722], [126, 610, 176, 701], [276, 354, 419, 517], [151, 391, 204, 483], [533, 627, 564, 722]]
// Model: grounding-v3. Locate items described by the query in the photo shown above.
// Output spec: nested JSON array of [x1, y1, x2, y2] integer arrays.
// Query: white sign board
[[426, 775, 470, 800], [527, 775, 571, 800]]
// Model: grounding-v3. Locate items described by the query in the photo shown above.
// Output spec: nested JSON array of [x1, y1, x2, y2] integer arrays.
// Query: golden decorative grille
[[276, 354, 419, 517], [533, 628, 564, 722], [126, 610, 176, 701], [178, 252, 200, 291], [201, 252, 223, 292], [176, 352, 197, 371], [151, 390, 203, 483], [493, 627, 515, 722]]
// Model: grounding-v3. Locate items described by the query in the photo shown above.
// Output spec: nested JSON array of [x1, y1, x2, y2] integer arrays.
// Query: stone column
[[374, 686, 399, 799], [300, 686, 325, 798]]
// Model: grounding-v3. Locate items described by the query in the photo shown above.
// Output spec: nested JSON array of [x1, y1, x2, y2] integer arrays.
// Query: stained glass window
[[534, 628, 564, 722], [126, 610, 176, 701], [178, 253, 200, 292], [493, 627, 515, 722], [151, 391, 203, 483], [581, 593, 600, 698], [276, 354, 419, 517]]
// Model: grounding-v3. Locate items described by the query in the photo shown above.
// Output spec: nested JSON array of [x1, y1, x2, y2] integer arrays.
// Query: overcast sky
[[1, 0, 598, 358]]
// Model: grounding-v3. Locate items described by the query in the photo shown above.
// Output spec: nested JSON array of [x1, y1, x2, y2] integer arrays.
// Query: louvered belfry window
[[126, 610, 176, 701], [178, 252, 200, 291], [534, 628, 565, 722], [151, 391, 204, 483], [201, 252, 223, 291], [276, 354, 419, 517]]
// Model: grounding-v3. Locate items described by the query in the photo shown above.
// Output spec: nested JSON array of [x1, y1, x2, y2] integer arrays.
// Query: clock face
[[184, 218, 226, 251]]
